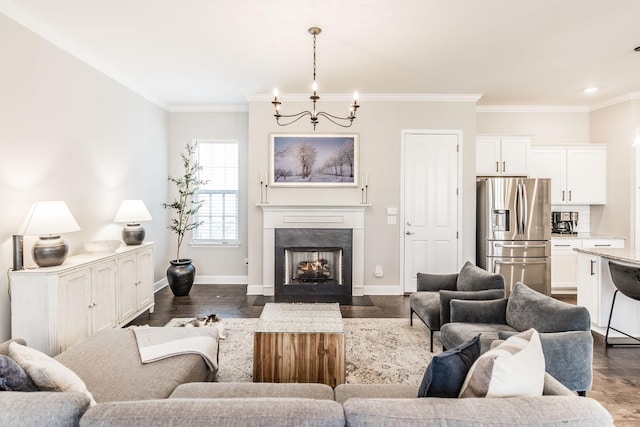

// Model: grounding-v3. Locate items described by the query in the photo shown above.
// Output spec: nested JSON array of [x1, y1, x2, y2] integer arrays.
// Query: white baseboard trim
[[154, 277, 168, 292], [154, 276, 248, 293], [363, 285, 404, 295], [246, 284, 265, 295], [195, 275, 248, 285]]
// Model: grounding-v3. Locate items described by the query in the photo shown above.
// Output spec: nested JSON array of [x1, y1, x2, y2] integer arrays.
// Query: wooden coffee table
[[253, 303, 345, 387]]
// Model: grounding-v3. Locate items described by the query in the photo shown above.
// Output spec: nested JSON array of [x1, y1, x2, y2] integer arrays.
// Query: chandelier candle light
[[272, 27, 360, 130]]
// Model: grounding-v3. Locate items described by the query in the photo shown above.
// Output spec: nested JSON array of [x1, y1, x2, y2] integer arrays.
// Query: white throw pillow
[[9, 342, 96, 405], [458, 328, 545, 398]]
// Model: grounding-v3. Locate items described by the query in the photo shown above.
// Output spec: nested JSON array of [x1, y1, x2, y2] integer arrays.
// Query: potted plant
[[163, 142, 208, 296]]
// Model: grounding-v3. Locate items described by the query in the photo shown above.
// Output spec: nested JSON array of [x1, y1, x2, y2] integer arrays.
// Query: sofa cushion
[[8, 342, 96, 405], [456, 261, 505, 292], [170, 382, 335, 400], [80, 398, 345, 427], [440, 322, 518, 353], [0, 354, 38, 392], [334, 384, 418, 404], [342, 396, 613, 427], [0, 391, 91, 427], [506, 282, 590, 332], [439, 289, 505, 325], [459, 329, 545, 398], [418, 334, 480, 398], [416, 272, 457, 292], [55, 329, 210, 403]]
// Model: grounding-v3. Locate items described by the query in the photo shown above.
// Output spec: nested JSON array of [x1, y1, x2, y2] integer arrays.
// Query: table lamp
[[19, 201, 81, 267], [113, 200, 152, 245]]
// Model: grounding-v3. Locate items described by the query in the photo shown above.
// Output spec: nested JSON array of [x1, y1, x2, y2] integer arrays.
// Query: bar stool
[[606, 261, 640, 347]]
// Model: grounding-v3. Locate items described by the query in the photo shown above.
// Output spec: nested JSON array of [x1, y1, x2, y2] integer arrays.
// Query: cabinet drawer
[[582, 239, 624, 249], [551, 239, 581, 253]]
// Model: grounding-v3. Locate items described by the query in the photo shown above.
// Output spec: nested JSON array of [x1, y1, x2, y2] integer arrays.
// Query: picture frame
[[269, 133, 359, 187]]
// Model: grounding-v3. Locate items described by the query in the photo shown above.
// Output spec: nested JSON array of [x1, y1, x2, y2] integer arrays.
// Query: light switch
[[387, 215, 397, 225], [386, 207, 398, 215]]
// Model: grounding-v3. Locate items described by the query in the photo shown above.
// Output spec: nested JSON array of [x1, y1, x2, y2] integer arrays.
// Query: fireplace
[[275, 228, 352, 296], [257, 204, 367, 297]]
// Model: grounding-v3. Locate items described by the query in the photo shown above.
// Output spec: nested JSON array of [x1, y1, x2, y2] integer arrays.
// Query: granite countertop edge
[[552, 233, 626, 240], [574, 247, 640, 264]]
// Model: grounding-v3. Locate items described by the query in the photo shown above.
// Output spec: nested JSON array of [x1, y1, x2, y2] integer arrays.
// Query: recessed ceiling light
[[584, 86, 598, 94]]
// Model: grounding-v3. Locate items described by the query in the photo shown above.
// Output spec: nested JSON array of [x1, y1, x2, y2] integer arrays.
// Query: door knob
[[406, 231, 414, 235]]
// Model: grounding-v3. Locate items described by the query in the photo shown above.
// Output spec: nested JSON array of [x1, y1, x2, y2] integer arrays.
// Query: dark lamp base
[[122, 223, 145, 245], [33, 235, 69, 267]]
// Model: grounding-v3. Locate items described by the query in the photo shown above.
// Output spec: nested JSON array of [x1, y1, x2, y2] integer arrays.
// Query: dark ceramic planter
[[167, 259, 196, 296]]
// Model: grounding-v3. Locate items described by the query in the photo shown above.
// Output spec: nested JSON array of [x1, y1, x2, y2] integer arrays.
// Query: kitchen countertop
[[551, 233, 625, 240], [573, 247, 640, 264]]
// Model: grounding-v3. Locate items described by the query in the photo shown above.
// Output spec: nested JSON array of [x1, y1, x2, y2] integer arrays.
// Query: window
[[192, 139, 239, 244]]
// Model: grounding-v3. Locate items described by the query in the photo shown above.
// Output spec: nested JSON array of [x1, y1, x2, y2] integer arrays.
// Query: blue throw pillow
[[0, 354, 38, 392], [418, 334, 481, 398]]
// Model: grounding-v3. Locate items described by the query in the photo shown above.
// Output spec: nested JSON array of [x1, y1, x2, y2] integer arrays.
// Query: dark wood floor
[[130, 285, 640, 426]]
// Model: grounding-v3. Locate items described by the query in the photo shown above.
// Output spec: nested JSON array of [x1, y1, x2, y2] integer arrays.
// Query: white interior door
[[403, 132, 460, 293]]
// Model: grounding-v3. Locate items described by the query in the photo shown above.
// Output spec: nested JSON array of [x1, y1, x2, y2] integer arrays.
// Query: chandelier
[[272, 27, 360, 130]]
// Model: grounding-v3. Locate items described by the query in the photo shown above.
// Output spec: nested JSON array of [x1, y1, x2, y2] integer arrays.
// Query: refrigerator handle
[[522, 181, 528, 233], [516, 182, 525, 235]]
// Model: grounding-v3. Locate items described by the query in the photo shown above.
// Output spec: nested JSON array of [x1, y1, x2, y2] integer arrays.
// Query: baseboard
[[154, 275, 248, 293], [195, 275, 248, 285], [362, 284, 404, 295]]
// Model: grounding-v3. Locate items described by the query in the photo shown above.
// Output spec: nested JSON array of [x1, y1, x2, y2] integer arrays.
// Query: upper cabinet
[[528, 145, 606, 205], [476, 136, 529, 176]]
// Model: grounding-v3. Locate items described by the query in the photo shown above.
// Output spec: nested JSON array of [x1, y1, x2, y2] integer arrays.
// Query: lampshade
[[19, 201, 81, 236], [19, 201, 81, 268], [113, 200, 152, 223], [114, 200, 152, 246]]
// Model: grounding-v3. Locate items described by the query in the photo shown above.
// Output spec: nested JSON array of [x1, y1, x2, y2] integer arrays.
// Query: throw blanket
[[132, 326, 219, 371]]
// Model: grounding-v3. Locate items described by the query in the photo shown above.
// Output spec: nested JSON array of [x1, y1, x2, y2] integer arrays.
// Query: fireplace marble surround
[[258, 204, 368, 297]]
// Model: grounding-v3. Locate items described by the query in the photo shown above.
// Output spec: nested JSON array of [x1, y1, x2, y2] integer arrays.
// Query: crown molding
[[476, 105, 590, 113], [589, 91, 640, 112], [247, 93, 483, 103], [169, 104, 249, 113], [0, 1, 170, 111]]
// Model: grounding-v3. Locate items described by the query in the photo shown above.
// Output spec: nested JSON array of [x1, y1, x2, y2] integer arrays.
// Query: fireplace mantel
[[259, 203, 369, 297]]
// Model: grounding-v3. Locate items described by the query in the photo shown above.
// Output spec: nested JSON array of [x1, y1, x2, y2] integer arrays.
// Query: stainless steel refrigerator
[[477, 177, 551, 295]]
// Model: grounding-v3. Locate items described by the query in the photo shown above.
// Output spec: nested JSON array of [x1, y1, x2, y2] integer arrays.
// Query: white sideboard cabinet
[[10, 243, 154, 356]]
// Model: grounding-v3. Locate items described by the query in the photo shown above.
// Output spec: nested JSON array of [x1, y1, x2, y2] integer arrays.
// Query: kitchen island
[[574, 247, 640, 341]]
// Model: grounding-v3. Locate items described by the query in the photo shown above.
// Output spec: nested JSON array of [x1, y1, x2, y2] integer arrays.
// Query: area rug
[[165, 317, 436, 385]]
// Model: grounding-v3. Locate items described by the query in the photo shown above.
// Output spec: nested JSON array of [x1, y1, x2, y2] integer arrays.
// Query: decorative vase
[[167, 259, 196, 296]]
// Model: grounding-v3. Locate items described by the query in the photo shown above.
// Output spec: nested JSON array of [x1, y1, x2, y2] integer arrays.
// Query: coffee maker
[[552, 211, 579, 234]]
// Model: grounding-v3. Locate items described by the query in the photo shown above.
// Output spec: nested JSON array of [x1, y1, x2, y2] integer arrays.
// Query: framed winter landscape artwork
[[269, 134, 359, 187]]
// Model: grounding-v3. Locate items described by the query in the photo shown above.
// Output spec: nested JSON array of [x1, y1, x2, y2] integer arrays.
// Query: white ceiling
[[2, 0, 640, 109]]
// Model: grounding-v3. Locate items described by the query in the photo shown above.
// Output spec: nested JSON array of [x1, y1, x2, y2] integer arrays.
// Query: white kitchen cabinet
[[10, 243, 154, 356], [576, 251, 640, 339], [552, 238, 624, 295], [551, 238, 581, 294], [476, 136, 529, 176], [576, 252, 601, 325], [528, 145, 606, 204]]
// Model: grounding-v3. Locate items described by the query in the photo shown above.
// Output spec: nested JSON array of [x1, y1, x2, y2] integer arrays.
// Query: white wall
[[247, 98, 477, 295], [0, 13, 169, 341], [589, 101, 638, 243], [167, 111, 249, 281], [477, 110, 590, 144]]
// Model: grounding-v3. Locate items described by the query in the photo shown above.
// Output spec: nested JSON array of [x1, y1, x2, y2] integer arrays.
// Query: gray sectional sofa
[[1, 325, 613, 426]]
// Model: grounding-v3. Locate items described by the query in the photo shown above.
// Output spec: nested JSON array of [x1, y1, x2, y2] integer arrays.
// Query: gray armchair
[[440, 282, 593, 395], [409, 261, 506, 351]]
